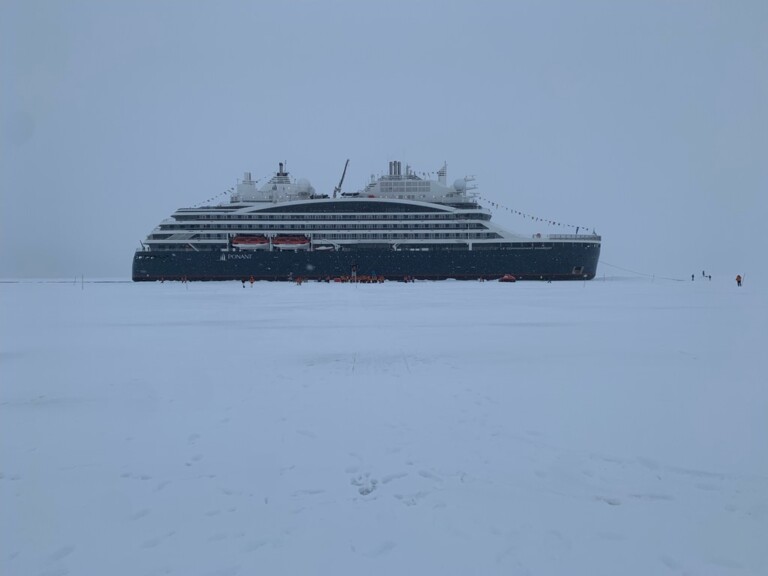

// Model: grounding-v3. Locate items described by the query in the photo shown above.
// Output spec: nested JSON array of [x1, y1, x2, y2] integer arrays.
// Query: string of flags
[[193, 171, 277, 207], [194, 187, 234, 207], [478, 195, 594, 233]]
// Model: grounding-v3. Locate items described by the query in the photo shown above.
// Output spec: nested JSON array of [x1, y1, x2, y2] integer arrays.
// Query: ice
[[1, 278, 766, 575]]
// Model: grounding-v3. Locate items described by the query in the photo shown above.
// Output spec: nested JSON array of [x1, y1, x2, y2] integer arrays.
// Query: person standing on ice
[[736, 274, 742, 287]]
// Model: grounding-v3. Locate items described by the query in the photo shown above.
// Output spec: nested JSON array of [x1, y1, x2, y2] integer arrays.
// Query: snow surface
[[1, 278, 766, 575]]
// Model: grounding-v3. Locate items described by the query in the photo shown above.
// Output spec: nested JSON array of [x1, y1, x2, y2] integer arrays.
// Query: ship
[[132, 161, 601, 281]]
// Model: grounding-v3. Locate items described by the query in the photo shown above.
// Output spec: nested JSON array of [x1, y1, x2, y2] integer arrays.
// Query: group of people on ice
[[690, 270, 745, 287]]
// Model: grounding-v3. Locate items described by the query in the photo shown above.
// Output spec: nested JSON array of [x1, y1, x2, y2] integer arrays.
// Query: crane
[[333, 159, 350, 198]]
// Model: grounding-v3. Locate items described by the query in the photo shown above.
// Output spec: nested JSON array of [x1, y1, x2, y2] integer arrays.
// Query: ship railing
[[548, 234, 601, 241]]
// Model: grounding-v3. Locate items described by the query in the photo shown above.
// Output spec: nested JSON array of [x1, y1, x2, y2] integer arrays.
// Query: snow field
[[1, 278, 766, 575]]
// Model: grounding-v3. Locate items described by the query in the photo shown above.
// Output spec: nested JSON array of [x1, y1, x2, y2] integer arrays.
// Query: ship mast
[[333, 159, 349, 198]]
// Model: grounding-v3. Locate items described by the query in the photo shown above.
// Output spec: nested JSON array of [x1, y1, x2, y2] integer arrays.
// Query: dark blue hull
[[133, 242, 601, 281]]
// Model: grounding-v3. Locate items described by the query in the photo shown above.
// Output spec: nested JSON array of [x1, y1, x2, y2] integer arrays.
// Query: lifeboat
[[499, 274, 517, 283], [272, 235, 310, 250], [232, 235, 270, 250]]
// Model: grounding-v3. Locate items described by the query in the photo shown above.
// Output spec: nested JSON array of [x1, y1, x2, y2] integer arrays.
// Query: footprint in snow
[[395, 491, 429, 506], [418, 469, 441, 482], [46, 546, 75, 562], [381, 472, 408, 484], [351, 474, 378, 495], [129, 508, 151, 521], [363, 541, 396, 558]]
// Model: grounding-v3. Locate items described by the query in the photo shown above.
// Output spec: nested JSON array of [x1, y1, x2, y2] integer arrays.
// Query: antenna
[[333, 159, 349, 198]]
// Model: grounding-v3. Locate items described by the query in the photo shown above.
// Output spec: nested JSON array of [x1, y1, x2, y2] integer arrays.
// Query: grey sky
[[2, 0, 766, 279]]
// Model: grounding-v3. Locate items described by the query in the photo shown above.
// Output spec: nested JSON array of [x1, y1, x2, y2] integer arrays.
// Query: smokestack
[[389, 161, 394, 176]]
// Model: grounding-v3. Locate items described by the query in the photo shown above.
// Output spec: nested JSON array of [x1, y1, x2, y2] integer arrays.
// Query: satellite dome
[[453, 179, 467, 192]]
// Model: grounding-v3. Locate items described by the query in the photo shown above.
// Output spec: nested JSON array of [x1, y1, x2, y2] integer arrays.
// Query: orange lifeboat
[[232, 235, 270, 250], [272, 235, 310, 250]]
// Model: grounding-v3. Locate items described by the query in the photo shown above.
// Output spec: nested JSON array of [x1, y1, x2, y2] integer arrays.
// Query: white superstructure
[[138, 161, 600, 254]]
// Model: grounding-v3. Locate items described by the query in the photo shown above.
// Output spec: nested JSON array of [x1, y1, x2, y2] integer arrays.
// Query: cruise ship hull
[[133, 243, 601, 282]]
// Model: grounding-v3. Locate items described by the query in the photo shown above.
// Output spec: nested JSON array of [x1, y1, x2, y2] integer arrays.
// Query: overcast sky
[[1, 0, 766, 280]]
